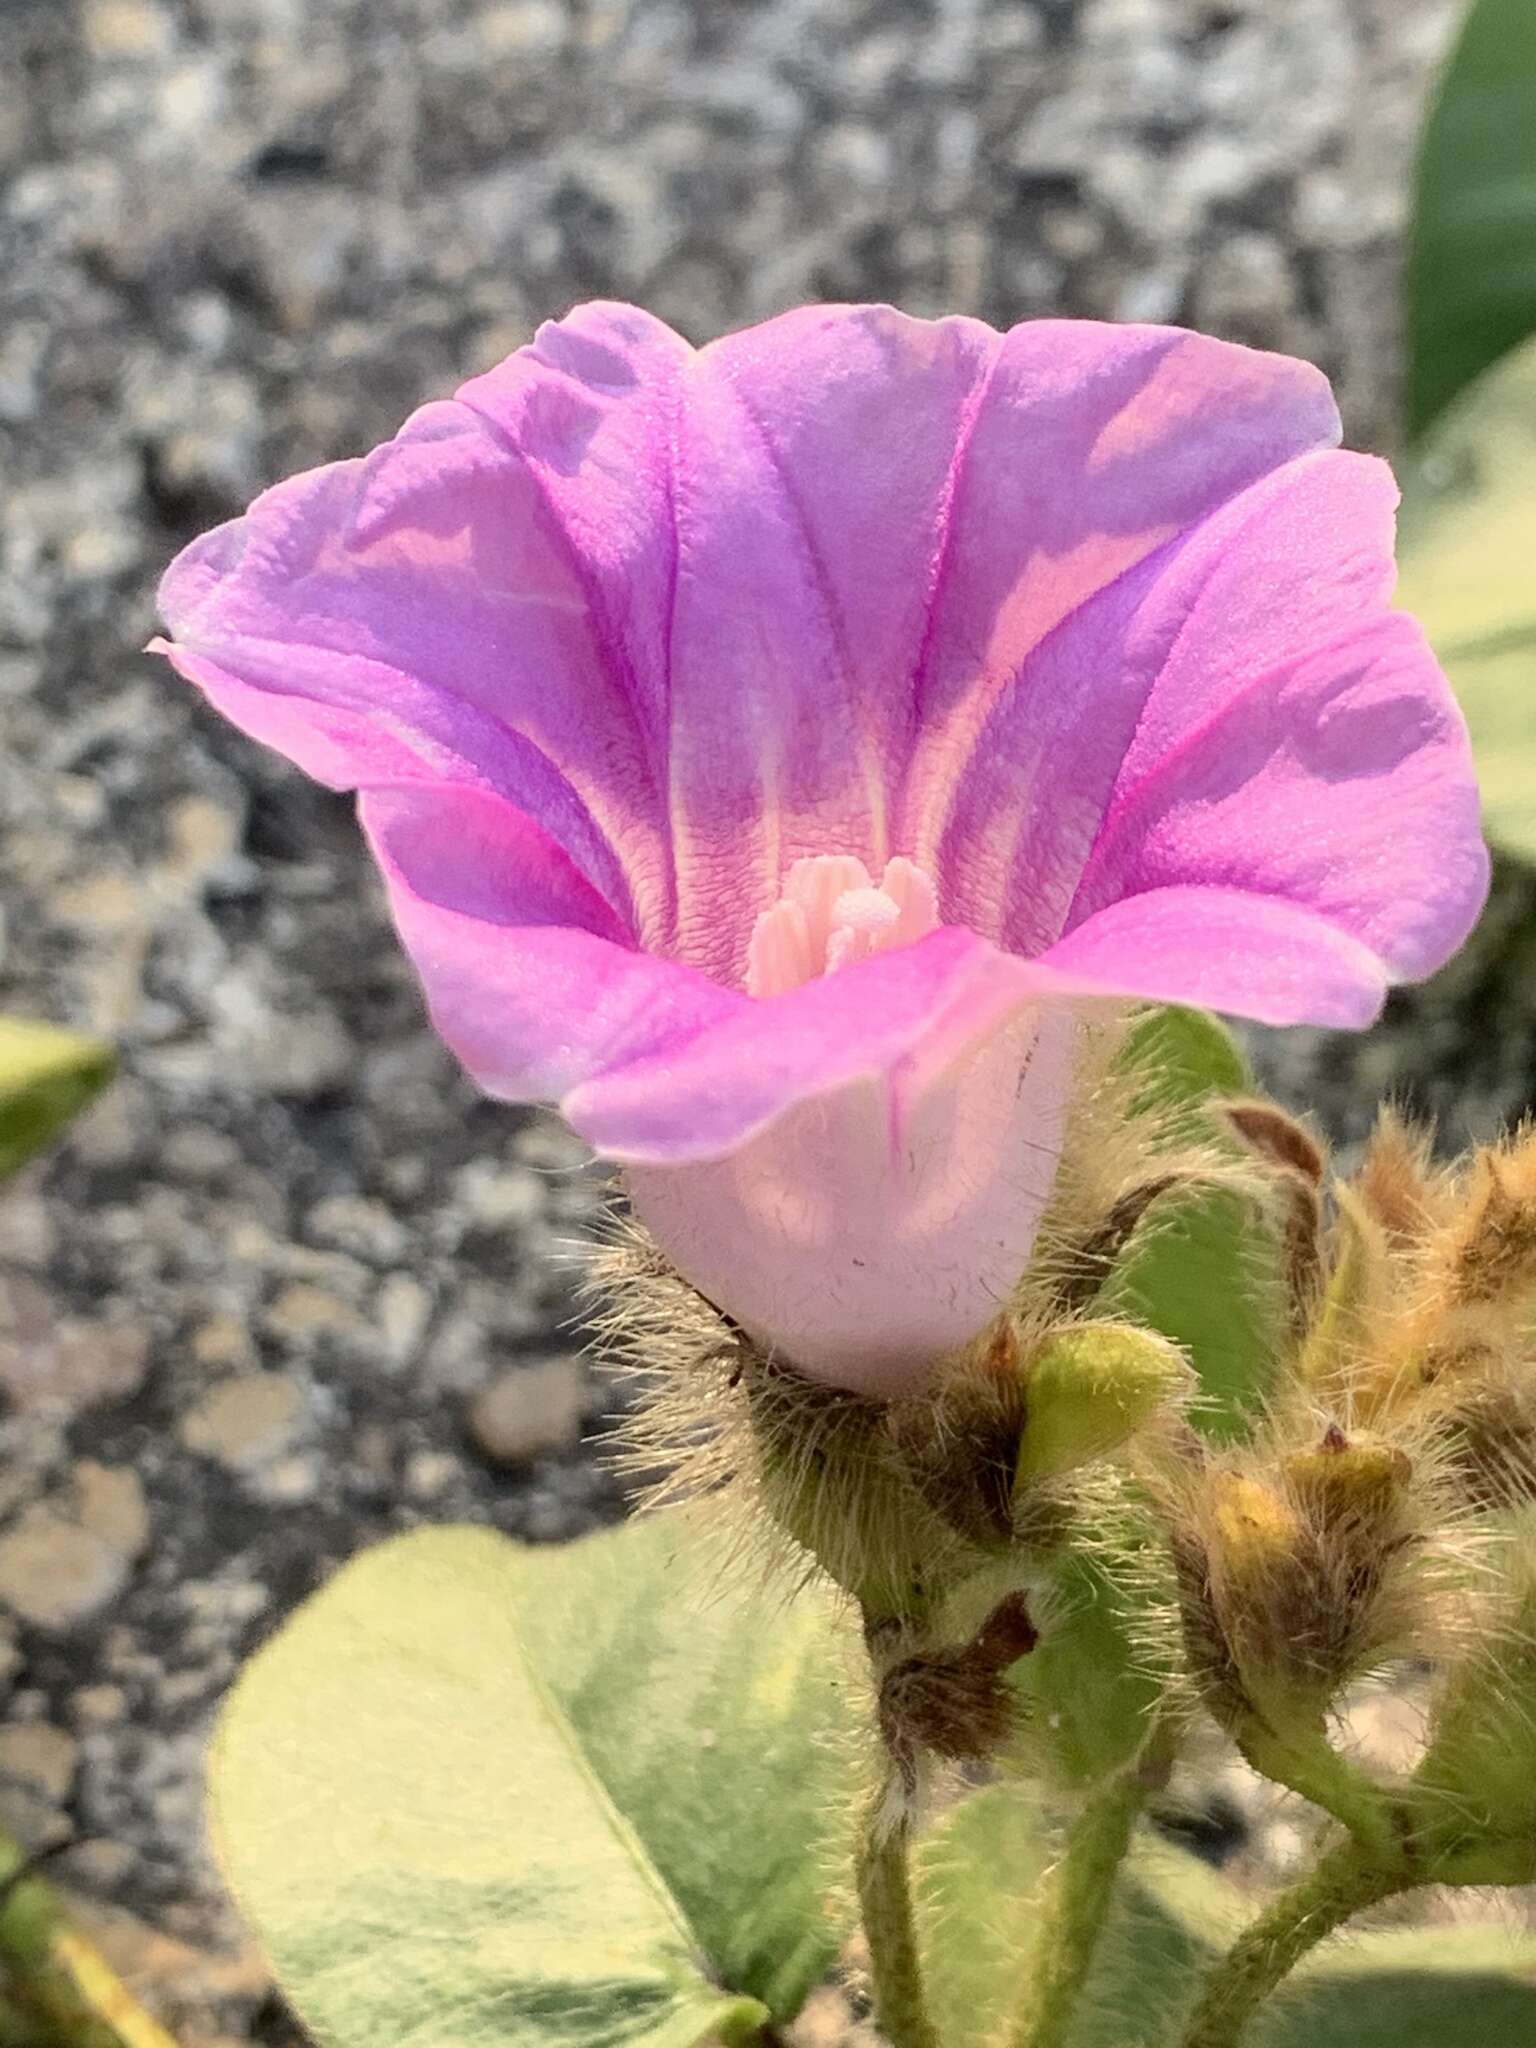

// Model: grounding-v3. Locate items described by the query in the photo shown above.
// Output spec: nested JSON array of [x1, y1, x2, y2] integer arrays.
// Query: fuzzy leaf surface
[[211, 1516, 855, 2047], [917, 1783, 1536, 2046], [1094, 1185, 1280, 1441], [0, 1017, 114, 1180], [1405, 0, 1536, 439], [1118, 1004, 1250, 1129], [1396, 335, 1536, 860], [1106, 1004, 1274, 1437]]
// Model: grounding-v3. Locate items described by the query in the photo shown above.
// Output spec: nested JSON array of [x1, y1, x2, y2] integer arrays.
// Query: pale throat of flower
[[746, 855, 940, 997], [625, 845, 1077, 1398]]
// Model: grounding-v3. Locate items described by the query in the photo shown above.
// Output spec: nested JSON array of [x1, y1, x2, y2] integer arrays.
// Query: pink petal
[[896, 319, 1342, 924], [364, 770, 1085, 1162], [157, 304, 695, 946], [662, 307, 995, 974], [934, 448, 1487, 1018], [1057, 451, 1487, 993], [360, 785, 731, 1111], [1036, 887, 1391, 1028], [627, 1002, 1079, 1397], [676, 310, 1338, 979]]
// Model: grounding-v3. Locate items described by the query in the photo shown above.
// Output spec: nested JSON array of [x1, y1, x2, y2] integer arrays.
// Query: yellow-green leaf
[[0, 1017, 114, 1180], [211, 1514, 854, 2048], [1396, 336, 1536, 860], [1405, 0, 1536, 440]]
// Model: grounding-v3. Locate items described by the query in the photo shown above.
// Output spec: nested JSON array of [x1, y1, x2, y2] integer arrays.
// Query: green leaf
[[1395, 335, 1536, 860], [0, 1017, 114, 1180], [211, 1515, 856, 2048], [1405, 0, 1536, 440], [1005, 1552, 1168, 1787], [1117, 1005, 1250, 1132], [913, 1781, 1053, 2048], [1106, 1005, 1276, 1437], [916, 1784, 1536, 2047], [1094, 1185, 1281, 1441], [513, 1514, 855, 2020], [914, 1789, 1216, 2048]]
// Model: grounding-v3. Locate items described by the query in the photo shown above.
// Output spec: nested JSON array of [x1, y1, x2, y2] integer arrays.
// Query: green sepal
[[1014, 1324, 1189, 1491], [1005, 1550, 1167, 1787], [1117, 1004, 1250, 1134], [1105, 1006, 1283, 1438], [1094, 1184, 1284, 1443]]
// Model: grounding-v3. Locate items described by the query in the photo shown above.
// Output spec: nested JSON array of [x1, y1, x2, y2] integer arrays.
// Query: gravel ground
[[2, 0, 1532, 2039]]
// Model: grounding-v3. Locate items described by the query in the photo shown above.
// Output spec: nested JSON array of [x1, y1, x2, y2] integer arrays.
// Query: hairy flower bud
[[1013, 1323, 1192, 1490], [1174, 1425, 1420, 1740]]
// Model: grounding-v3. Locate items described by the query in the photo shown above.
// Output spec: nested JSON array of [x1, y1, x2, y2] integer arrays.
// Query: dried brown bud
[[1444, 1145, 1536, 1307], [876, 1592, 1038, 1780], [1353, 1109, 1440, 1246], [1223, 1100, 1326, 1185]]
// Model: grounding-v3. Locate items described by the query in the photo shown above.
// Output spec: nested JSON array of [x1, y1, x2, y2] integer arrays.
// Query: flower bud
[[1281, 1425, 1412, 1537], [1013, 1323, 1191, 1491], [1176, 1427, 1419, 1740], [1353, 1109, 1440, 1246], [1439, 1374, 1536, 1510], [1438, 1142, 1536, 1308]]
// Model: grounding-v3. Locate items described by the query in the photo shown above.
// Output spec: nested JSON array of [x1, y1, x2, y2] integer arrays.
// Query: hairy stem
[[855, 1799, 940, 2048], [1007, 1764, 1151, 2048], [0, 1832, 182, 2047], [1234, 1720, 1399, 1864], [1177, 1837, 1412, 2048]]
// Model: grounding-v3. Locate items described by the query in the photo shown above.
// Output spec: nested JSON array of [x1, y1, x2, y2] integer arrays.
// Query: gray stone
[[468, 1359, 585, 1465], [178, 1374, 305, 1472]]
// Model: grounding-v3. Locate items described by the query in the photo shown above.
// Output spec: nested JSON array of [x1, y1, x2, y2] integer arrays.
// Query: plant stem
[[0, 1832, 182, 2048], [1007, 1763, 1151, 2048], [1234, 1720, 1398, 1864], [1176, 1837, 1412, 2048], [855, 1799, 940, 2048]]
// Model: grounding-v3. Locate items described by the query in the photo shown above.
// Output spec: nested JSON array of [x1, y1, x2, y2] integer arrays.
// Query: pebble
[[0, 1466, 149, 1631], [468, 1358, 585, 1465], [0, 1722, 80, 1804], [177, 1374, 305, 1472]]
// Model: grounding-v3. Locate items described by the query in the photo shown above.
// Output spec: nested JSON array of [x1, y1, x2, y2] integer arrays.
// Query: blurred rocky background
[[1, 0, 1529, 2039]]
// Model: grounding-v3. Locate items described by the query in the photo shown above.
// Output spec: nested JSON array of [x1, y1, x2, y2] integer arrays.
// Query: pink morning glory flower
[[152, 303, 1487, 1399]]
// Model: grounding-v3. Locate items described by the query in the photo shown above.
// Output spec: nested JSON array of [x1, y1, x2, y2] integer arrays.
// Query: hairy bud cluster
[[586, 1037, 1536, 1851]]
